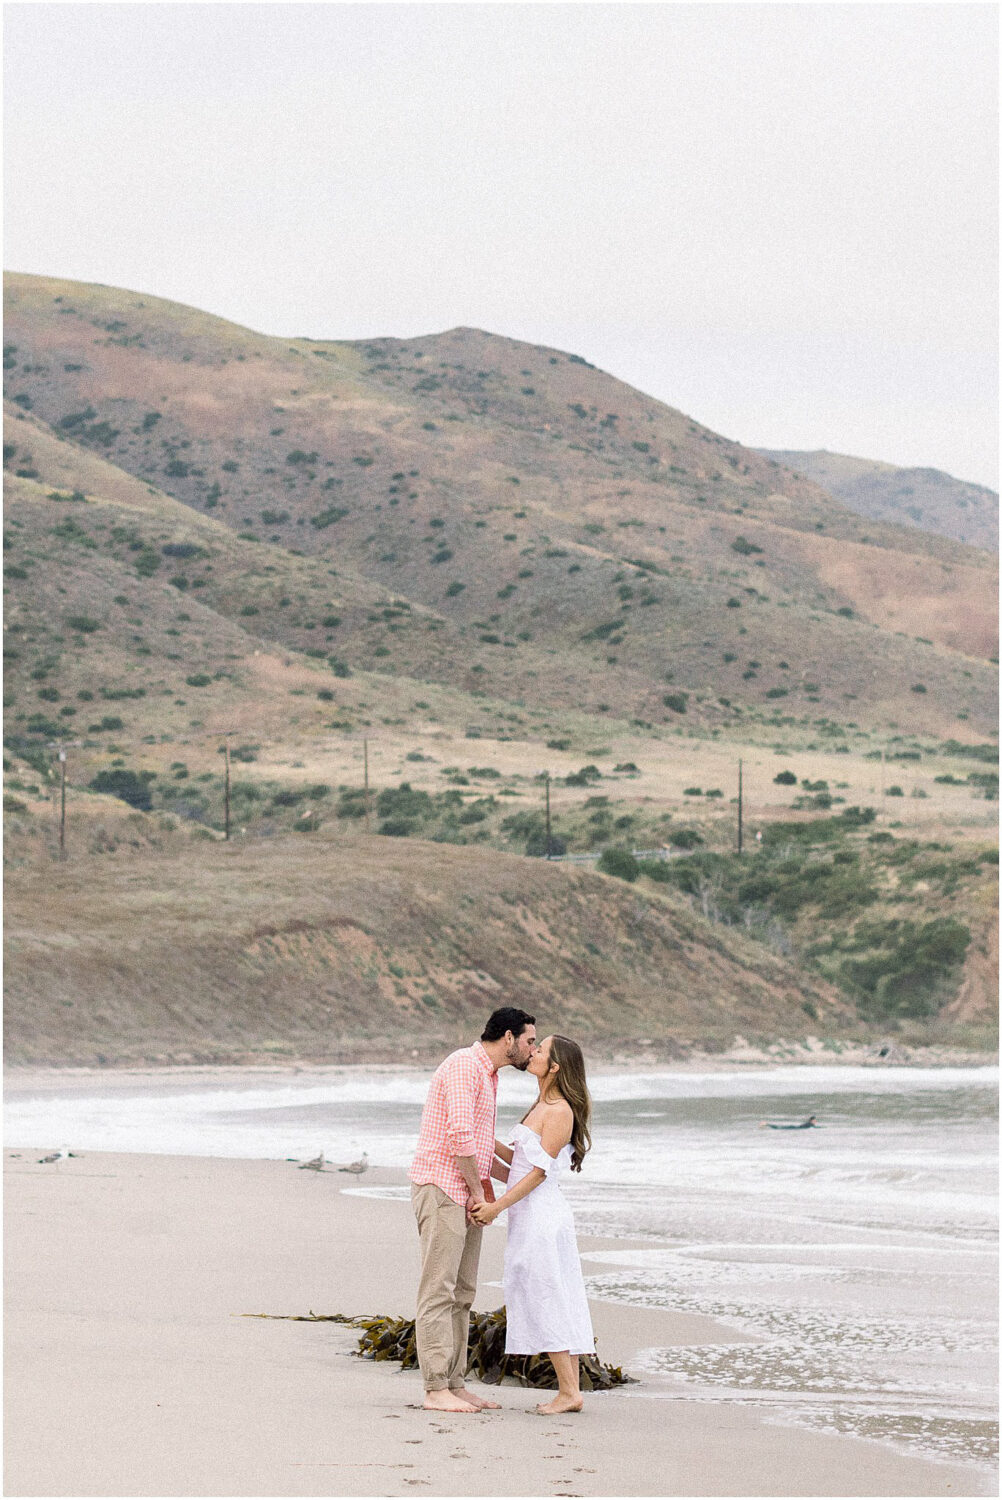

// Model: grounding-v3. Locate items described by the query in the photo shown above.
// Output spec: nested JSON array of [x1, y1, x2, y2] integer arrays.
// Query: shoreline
[[5, 1149, 995, 1497], [5, 1039, 998, 1092]]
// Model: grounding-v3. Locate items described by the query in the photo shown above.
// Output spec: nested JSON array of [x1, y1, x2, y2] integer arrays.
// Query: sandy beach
[[4, 1148, 994, 1498]]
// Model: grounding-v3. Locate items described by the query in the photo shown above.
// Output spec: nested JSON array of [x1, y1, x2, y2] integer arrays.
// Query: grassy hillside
[[759, 448, 999, 553], [3, 830, 849, 1066], [5, 273, 996, 735], [4, 272, 997, 1056]]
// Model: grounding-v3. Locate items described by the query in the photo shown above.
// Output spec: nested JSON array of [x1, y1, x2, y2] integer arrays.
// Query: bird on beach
[[37, 1146, 80, 1165], [298, 1152, 326, 1172], [339, 1152, 369, 1176]]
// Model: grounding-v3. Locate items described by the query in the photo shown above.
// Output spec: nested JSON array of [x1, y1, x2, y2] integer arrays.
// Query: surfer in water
[[760, 1114, 820, 1130]]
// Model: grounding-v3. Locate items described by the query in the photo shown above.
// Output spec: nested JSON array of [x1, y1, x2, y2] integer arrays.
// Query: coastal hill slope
[[2, 830, 846, 1066], [4, 272, 997, 739], [759, 448, 999, 553]]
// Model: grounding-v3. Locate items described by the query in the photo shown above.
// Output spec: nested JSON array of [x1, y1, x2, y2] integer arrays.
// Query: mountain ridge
[[758, 447, 998, 552]]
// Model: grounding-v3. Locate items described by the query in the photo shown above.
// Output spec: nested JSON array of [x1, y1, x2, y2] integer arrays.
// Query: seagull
[[339, 1152, 369, 1176], [37, 1146, 80, 1165], [298, 1152, 326, 1172]]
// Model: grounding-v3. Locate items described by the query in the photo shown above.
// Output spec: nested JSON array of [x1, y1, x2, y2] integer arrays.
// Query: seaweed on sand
[[245, 1307, 636, 1390]]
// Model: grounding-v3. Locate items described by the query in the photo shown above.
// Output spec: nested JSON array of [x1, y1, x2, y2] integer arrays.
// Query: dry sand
[[4, 1150, 992, 1498]]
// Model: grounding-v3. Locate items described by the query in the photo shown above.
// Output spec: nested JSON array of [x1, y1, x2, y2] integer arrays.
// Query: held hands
[[469, 1198, 499, 1226]]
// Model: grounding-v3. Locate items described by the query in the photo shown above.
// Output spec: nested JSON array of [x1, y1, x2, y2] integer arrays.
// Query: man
[[410, 1006, 537, 1413]]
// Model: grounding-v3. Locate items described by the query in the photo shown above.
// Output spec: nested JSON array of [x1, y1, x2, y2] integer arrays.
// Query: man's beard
[[507, 1046, 531, 1071]]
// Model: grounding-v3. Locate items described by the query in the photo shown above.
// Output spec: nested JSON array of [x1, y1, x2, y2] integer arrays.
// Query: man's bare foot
[[535, 1395, 583, 1415], [452, 1387, 501, 1410], [423, 1389, 480, 1413]]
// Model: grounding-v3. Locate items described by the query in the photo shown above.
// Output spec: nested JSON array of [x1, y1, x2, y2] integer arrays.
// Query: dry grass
[[3, 829, 847, 1066]]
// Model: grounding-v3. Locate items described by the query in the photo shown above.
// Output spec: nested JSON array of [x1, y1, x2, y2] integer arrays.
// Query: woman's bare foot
[[423, 1389, 480, 1413], [535, 1395, 583, 1415], [453, 1387, 501, 1411]]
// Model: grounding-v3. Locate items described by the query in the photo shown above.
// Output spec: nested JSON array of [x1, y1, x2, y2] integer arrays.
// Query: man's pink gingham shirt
[[409, 1042, 498, 1205]]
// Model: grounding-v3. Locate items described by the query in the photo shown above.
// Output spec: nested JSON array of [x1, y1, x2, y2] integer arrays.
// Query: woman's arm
[[493, 1139, 514, 1166], [490, 1156, 510, 1183], [539, 1109, 572, 1161], [471, 1166, 545, 1224]]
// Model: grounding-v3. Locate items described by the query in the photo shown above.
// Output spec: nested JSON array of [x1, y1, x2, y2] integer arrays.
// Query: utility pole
[[544, 771, 552, 859], [737, 758, 743, 854], [47, 740, 79, 859], [58, 747, 67, 858], [223, 741, 231, 840], [363, 738, 371, 831]]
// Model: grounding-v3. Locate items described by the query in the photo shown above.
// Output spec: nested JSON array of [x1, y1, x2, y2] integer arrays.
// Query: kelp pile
[[246, 1307, 635, 1390]]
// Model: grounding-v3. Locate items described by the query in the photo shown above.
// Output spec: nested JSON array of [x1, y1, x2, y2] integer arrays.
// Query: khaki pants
[[411, 1183, 483, 1392]]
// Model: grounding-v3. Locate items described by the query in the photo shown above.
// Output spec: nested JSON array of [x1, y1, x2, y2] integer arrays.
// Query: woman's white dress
[[502, 1122, 595, 1356]]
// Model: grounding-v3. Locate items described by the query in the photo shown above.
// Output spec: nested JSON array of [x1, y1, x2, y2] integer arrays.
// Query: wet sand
[[4, 1150, 993, 1497]]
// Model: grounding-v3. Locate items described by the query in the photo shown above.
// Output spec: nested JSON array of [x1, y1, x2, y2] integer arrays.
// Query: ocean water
[[6, 1064, 997, 1476]]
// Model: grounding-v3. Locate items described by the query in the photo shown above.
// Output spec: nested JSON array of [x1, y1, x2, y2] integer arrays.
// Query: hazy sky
[[5, 3, 998, 488]]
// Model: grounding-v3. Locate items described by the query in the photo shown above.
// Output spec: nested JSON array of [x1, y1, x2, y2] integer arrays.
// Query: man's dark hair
[[481, 1006, 535, 1043]]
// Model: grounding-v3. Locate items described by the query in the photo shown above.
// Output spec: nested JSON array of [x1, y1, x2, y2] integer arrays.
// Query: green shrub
[[598, 846, 640, 882], [65, 615, 100, 633], [774, 770, 797, 785], [271, 788, 304, 807], [671, 828, 704, 849], [59, 407, 97, 429], [311, 507, 349, 529], [731, 536, 763, 555], [185, 673, 212, 688], [837, 917, 970, 1020], [90, 767, 154, 810], [379, 818, 414, 837], [663, 692, 688, 713], [565, 765, 602, 787]]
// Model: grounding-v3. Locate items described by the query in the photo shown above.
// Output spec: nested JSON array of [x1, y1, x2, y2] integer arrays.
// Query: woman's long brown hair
[[546, 1035, 592, 1172]]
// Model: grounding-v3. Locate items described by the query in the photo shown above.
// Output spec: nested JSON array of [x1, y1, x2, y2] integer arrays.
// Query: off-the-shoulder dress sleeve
[[513, 1123, 568, 1176]]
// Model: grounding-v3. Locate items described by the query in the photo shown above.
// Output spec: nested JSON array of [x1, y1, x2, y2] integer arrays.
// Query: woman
[[471, 1034, 594, 1415]]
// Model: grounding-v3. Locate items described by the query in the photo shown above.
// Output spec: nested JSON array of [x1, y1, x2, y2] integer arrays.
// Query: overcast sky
[[4, 3, 998, 488]]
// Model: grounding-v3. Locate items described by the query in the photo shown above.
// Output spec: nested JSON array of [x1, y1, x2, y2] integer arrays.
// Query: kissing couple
[[409, 1006, 594, 1415]]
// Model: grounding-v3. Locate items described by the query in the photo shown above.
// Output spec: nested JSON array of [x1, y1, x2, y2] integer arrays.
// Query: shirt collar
[[472, 1040, 498, 1076]]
